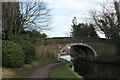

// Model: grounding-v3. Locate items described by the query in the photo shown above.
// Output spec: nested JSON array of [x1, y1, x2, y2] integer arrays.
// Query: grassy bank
[[49, 62, 84, 79], [2, 57, 57, 78]]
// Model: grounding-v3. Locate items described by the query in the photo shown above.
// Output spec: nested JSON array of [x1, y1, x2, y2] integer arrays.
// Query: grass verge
[[2, 57, 57, 78], [49, 62, 84, 79]]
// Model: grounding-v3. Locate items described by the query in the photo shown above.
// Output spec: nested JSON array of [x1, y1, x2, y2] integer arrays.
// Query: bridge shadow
[[70, 45, 96, 61], [60, 43, 97, 61]]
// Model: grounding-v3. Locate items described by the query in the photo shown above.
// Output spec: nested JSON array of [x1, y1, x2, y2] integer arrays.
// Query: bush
[[20, 40, 36, 64], [8, 35, 22, 43], [2, 40, 25, 68], [9, 35, 36, 64]]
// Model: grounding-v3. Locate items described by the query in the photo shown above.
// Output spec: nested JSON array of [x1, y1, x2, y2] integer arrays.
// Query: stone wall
[[35, 37, 119, 63]]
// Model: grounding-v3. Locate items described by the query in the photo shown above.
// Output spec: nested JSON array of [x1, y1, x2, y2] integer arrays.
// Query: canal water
[[72, 58, 120, 80]]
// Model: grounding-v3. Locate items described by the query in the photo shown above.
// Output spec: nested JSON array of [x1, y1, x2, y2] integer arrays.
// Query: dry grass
[[2, 68, 14, 78], [2, 57, 57, 78]]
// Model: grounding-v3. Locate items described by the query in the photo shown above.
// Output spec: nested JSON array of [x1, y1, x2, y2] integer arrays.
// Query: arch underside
[[60, 43, 97, 61]]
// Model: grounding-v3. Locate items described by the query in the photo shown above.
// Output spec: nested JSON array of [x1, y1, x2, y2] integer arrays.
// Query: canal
[[72, 58, 120, 80]]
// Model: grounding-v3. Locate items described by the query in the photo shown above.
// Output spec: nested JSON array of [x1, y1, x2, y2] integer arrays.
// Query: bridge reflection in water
[[73, 58, 120, 80]]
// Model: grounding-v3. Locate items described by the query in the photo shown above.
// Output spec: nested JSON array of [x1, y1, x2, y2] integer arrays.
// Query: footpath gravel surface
[[26, 62, 64, 78]]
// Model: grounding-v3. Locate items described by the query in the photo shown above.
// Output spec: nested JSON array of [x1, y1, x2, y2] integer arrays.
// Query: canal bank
[[49, 62, 84, 79]]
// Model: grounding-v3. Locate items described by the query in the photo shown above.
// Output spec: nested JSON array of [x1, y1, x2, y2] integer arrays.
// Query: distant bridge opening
[[60, 43, 97, 61], [71, 45, 96, 61]]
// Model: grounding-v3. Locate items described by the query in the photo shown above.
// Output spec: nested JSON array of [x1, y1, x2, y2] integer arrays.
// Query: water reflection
[[73, 58, 120, 80]]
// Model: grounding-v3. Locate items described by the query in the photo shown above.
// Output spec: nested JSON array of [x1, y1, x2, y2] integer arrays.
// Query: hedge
[[2, 40, 25, 68], [19, 40, 36, 64]]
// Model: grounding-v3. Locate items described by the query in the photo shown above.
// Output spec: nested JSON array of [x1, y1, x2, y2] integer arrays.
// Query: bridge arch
[[60, 43, 97, 60]]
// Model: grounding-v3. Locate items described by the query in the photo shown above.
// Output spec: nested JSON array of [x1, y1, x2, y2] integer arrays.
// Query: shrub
[[20, 40, 36, 64], [8, 35, 23, 43], [2, 40, 25, 68], [9, 35, 36, 64]]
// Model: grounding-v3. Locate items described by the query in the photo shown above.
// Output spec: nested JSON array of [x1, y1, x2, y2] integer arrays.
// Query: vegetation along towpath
[[26, 62, 63, 78]]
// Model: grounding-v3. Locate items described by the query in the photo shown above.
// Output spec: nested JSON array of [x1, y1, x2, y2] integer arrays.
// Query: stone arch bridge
[[35, 37, 119, 63]]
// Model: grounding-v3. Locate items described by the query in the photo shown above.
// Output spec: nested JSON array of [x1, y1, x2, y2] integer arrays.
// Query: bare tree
[[90, 0, 120, 39], [2, 1, 51, 39], [2, 2, 20, 37], [19, 1, 51, 33]]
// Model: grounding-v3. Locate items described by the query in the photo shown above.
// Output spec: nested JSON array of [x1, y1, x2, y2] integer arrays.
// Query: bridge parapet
[[36, 37, 114, 45], [35, 37, 119, 63]]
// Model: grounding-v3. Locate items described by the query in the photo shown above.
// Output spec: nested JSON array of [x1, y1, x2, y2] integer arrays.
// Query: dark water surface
[[73, 58, 120, 80]]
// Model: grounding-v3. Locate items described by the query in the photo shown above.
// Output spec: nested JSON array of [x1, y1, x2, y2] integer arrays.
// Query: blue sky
[[44, 0, 112, 38]]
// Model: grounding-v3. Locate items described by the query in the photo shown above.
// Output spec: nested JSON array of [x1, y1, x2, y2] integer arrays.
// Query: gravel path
[[26, 62, 63, 79]]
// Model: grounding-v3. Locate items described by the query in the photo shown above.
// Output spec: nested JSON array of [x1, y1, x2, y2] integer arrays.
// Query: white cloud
[[44, 0, 109, 38], [96, 0, 114, 3], [45, 26, 71, 37], [45, 15, 72, 37], [46, 0, 100, 11]]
